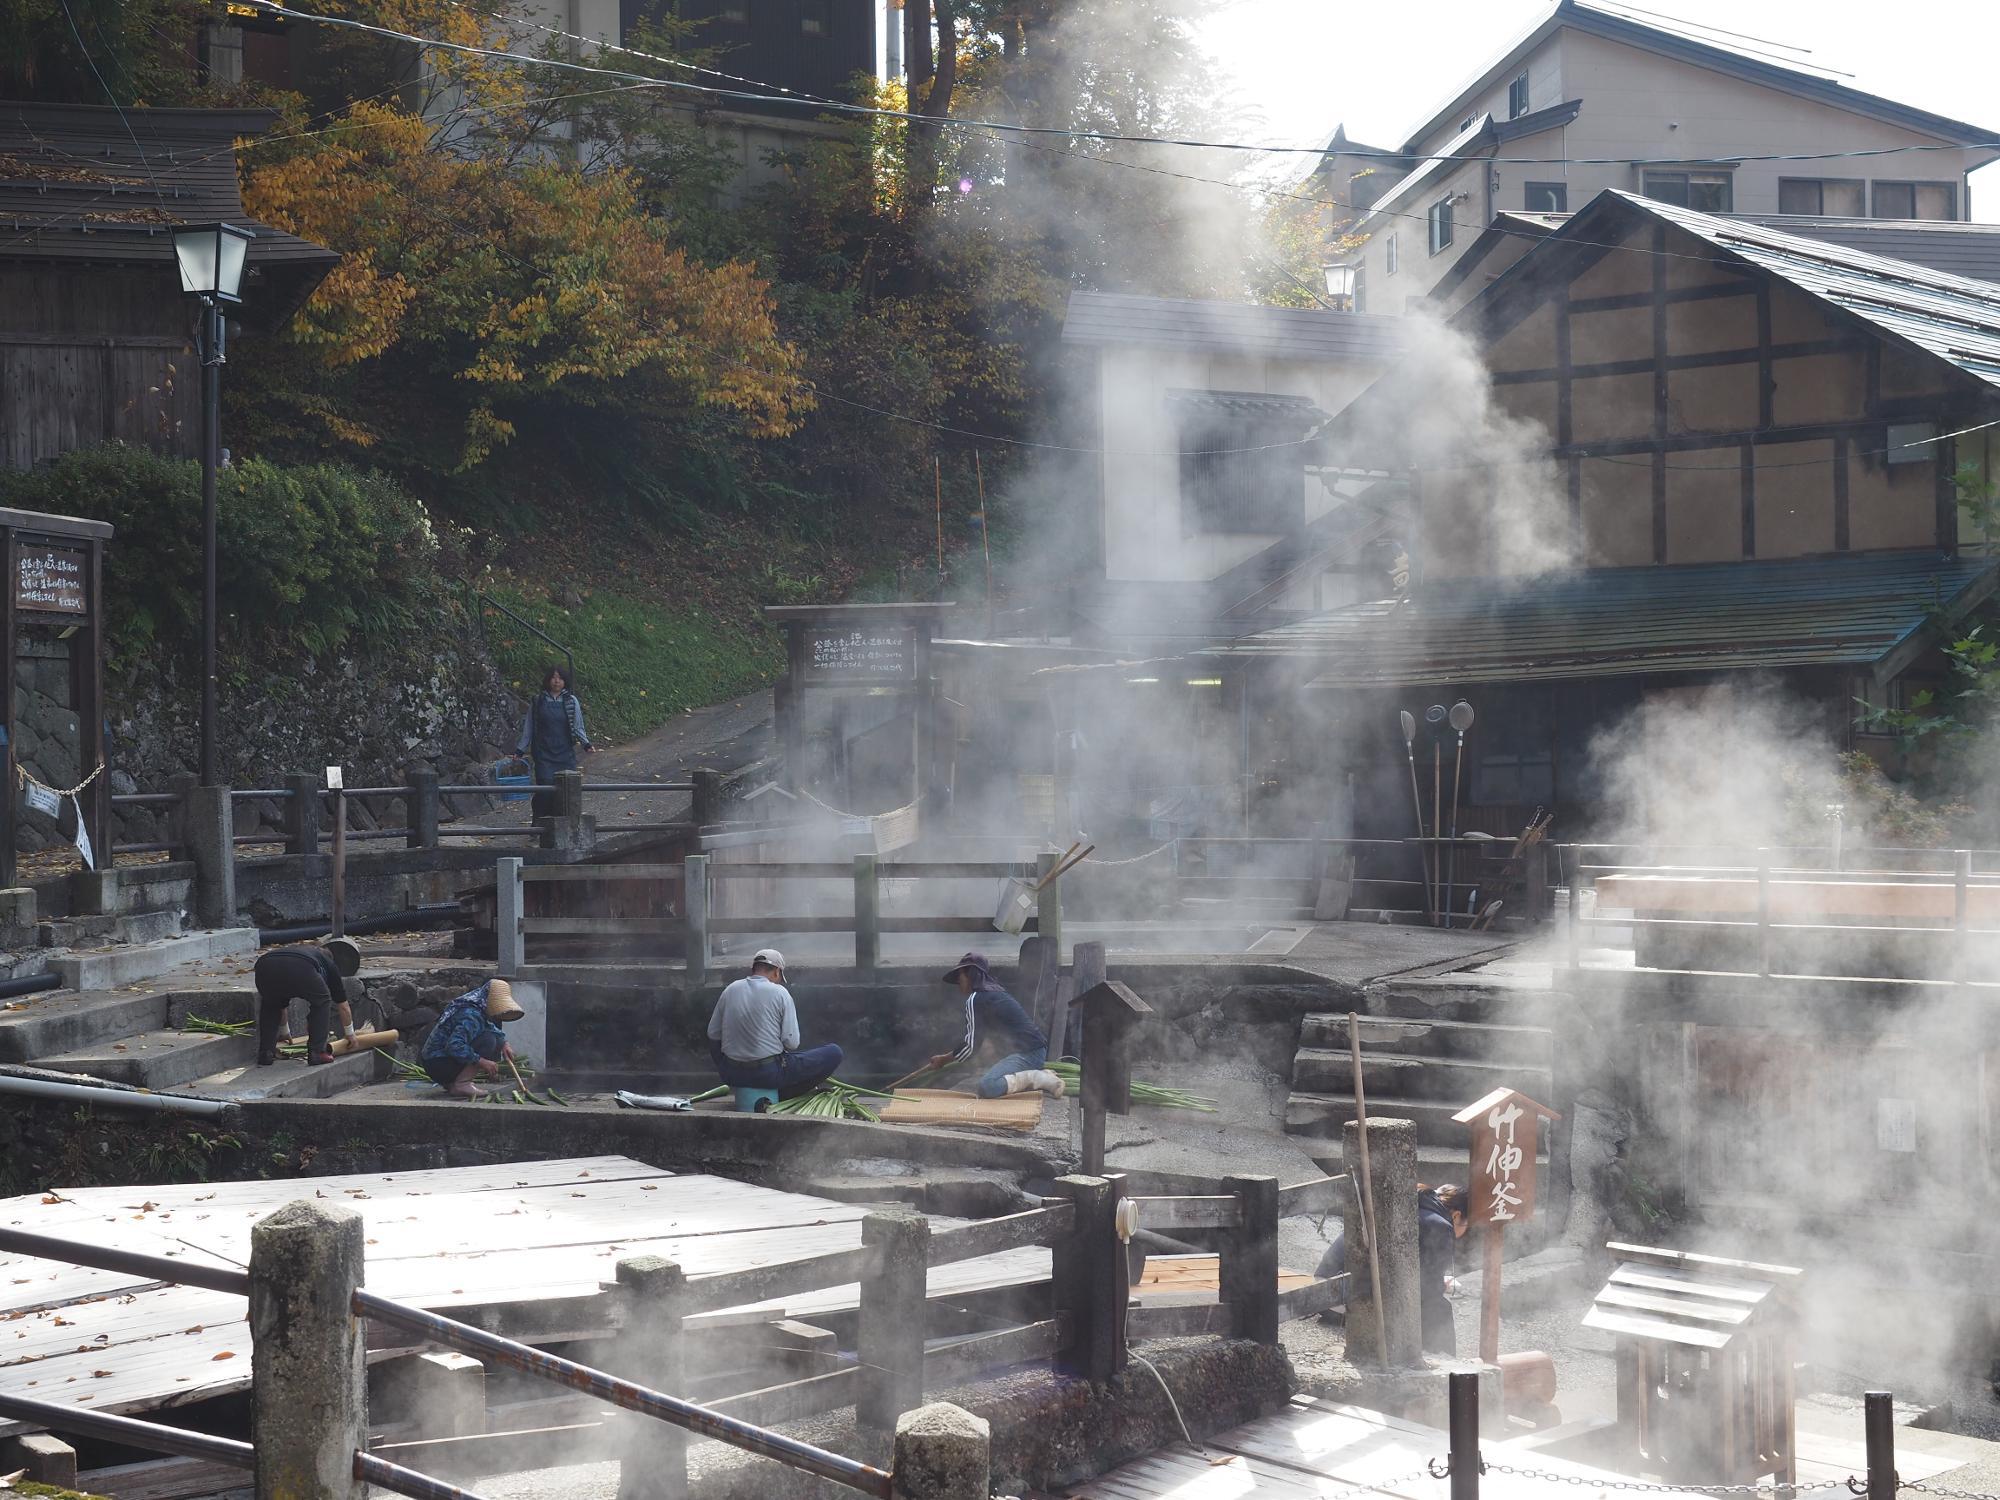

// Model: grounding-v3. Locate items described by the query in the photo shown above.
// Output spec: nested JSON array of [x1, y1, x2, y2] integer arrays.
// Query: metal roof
[[0, 101, 337, 320], [1729, 216, 2000, 287], [1201, 552, 1998, 687], [1608, 192, 2000, 394], [1061, 292, 1405, 363]]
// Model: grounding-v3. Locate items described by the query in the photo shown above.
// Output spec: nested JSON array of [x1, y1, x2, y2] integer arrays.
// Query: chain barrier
[[1899, 1484, 2000, 1500], [1486, 1463, 1851, 1494], [17, 761, 104, 800]]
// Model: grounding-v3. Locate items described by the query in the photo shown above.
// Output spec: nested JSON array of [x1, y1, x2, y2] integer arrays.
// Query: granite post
[[249, 1199, 366, 1500], [892, 1402, 990, 1500], [185, 784, 236, 929], [615, 1255, 688, 1500], [1342, 1117, 1423, 1368], [858, 1210, 930, 1461]]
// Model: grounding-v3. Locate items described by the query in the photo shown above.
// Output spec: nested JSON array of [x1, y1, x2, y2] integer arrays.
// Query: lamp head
[[172, 222, 252, 304]]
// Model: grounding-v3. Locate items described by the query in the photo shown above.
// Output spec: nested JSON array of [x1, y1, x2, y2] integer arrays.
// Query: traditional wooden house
[[1201, 191, 2000, 850], [0, 101, 337, 470]]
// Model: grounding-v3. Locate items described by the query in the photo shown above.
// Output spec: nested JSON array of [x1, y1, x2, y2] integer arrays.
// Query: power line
[[54, 0, 167, 204], [241, 2, 2000, 169]]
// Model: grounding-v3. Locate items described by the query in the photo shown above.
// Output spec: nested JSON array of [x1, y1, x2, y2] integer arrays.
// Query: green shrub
[[0, 444, 473, 669]]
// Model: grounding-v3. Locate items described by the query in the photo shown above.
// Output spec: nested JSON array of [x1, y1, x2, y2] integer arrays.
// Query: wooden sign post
[[1069, 980, 1152, 1177], [1453, 1086, 1561, 1364]]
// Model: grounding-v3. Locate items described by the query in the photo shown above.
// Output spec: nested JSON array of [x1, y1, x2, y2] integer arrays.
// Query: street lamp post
[[171, 222, 251, 788]]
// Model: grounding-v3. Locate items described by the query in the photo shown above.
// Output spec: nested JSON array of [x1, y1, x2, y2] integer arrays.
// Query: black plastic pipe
[[0, 971, 59, 1000], [257, 904, 460, 946]]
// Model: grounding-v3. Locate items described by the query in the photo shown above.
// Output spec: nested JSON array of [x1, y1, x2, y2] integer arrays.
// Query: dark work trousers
[[253, 950, 333, 1063], [707, 1039, 843, 1099], [530, 757, 576, 821]]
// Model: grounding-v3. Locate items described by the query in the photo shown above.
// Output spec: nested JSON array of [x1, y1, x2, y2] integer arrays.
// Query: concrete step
[[1300, 1014, 1554, 1063], [188, 1047, 392, 1101], [0, 989, 162, 1062], [115, 910, 184, 946], [51, 929, 257, 992], [1357, 980, 1552, 1026], [41, 1027, 258, 1090], [1285, 1091, 1559, 1147], [1293, 1048, 1552, 1101]]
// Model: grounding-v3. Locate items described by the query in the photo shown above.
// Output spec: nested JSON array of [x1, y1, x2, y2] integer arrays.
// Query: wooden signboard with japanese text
[[1455, 1086, 1561, 1367], [800, 624, 918, 684], [15, 544, 87, 616]]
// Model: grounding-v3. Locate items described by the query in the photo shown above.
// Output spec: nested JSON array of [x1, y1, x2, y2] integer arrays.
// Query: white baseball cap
[[752, 948, 786, 971]]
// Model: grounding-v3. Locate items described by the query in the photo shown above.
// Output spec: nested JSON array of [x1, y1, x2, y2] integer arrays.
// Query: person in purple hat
[[925, 951, 1063, 1099]]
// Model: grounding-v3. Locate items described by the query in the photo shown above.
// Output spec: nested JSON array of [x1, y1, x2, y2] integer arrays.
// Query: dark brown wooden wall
[[0, 267, 199, 471]]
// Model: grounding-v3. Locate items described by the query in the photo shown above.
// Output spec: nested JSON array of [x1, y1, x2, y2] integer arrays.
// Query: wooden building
[[0, 101, 337, 471]]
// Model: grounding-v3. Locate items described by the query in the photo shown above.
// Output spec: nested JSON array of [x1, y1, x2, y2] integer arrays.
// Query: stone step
[[0, 989, 163, 1062], [40, 1027, 258, 1091], [1285, 1091, 1560, 1148], [115, 910, 184, 947], [1354, 980, 1553, 1026], [1293, 1048, 1552, 1101], [51, 929, 257, 992], [1299, 1014, 1554, 1063], [188, 1047, 392, 1101]]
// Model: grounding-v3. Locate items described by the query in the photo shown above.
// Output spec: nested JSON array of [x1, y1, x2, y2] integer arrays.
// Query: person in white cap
[[706, 949, 843, 1097]]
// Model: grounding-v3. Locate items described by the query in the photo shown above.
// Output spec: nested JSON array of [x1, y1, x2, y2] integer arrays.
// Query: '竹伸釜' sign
[[1455, 1086, 1560, 1228], [14, 546, 87, 616]]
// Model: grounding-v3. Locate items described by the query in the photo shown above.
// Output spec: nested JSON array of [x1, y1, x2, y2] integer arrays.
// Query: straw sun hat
[[485, 978, 524, 1022]]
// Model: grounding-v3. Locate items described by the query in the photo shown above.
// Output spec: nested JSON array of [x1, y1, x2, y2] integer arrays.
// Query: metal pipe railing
[[0, 1391, 253, 1468], [352, 1290, 893, 1500], [357, 1450, 492, 1500], [0, 1224, 250, 1296]]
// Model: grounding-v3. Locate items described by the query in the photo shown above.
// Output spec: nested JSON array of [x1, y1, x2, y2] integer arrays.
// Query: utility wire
[[54, 0, 167, 204], [240, 2, 2000, 169]]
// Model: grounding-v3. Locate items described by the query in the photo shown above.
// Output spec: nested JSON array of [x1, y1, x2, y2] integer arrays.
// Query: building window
[[1353, 265, 1366, 312], [800, 0, 828, 32], [1172, 391, 1319, 537], [1872, 181, 1957, 220], [716, 0, 749, 21], [1778, 178, 1864, 216], [1524, 181, 1567, 213], [1385, 232, 1399, 275], [1508, 72, 1530, 120], [1642, 171, 1732, 212], [1428, 196, 1454, 255]]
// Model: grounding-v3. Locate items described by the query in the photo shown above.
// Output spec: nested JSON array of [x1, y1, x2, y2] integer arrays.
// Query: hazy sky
[[1191, 0, 2000, 218]]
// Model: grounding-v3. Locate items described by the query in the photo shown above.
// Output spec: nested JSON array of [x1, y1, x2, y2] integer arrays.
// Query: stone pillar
[[854, 854, 879, 972], [892, 1403, 990, 1500], [0, 1434, 77, 1490], [858, 1210, 930, 1460], [185, 784, 236, 929], [0, 887, 35, 947], [249, 1199, 366, 1500], [1342, 1117, 1423, 1368], [690, 767, 723, 829], [406, 763, 440, 849], [284, 771, 322, 856], [71, 866, 118, 917], [495, 857, 525, 977], [368, 1351, 484, 1438], [167, 771, 197, 858], [615, 1256, 687, 1500], [542, 770, 593, 852]]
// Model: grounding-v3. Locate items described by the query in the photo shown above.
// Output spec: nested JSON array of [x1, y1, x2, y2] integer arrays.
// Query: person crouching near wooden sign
[[420, 979, 523, 1099]]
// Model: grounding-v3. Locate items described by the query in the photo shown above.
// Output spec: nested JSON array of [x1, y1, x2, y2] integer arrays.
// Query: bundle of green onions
[[1045, 1060, 1217, 1112], [182, 1015, 252, 1038], [767, 1079, 894, 1121]]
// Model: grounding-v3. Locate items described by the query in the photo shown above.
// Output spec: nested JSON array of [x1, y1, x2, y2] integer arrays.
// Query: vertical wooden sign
[[1454, 1086, 1561, 1364]]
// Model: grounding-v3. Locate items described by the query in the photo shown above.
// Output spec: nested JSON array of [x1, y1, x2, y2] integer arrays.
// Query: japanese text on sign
[[15, 546, 87, 616], [1483, 1099, 1525, 1223], [800, 625, 916, 683], [1458, 1087, 1554, 1229]]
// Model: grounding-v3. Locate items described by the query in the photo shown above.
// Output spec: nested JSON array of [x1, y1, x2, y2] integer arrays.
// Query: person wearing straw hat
[[928, 952, 1063, 1099], [252, 936, 362, 1067], [706, 949, 844, 1098], [420, 979, 524, 1099]]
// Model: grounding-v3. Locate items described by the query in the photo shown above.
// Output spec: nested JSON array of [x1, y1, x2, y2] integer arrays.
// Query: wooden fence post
[[406, 763, 440, 850], [1220, 1174, 1280, 1345], [858, 1210, 930, 1461], [1050, 1174, 1125, 1383], [495, 857, 524, 977], [854, 853, 880, 972], [683, 854, 708, 985], [283, 771, 320, 856], [248, 1200, 367, 1500], [615, 1256, 688, 1500], [691, 768, 723, 830], [1062, 941, 1106, 1066], [1036, 850, 1062, 961]]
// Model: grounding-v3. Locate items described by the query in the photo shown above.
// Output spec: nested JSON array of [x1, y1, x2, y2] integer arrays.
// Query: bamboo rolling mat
[[1133, 1253, 1314, 1299], [876, 1088, 1045, 1131]]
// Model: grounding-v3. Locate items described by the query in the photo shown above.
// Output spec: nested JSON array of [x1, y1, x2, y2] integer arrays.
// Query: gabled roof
[[1200, 552, 1998, 688], [0, 100, 337, 324], [1399, 0, 1999, 160], [1061, 292, 1406, 363], [1359, 101, 1583, 228], [1729, 216, 2000, 287]]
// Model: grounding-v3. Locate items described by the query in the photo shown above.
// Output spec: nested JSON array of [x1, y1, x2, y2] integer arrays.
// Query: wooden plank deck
[[0, 1155, 1051, 1438]]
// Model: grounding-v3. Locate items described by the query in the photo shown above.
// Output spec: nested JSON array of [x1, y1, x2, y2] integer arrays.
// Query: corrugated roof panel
[[1731, 217, 2000, 287], [1202, 552, 1998, 686], [1062, 291, 1406, 362]]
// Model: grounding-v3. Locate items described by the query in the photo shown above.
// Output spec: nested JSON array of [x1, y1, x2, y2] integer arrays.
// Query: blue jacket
[[952, 984, 1046, 1061], [422, 983, 508, 1066], [517, 691, 591, 761]]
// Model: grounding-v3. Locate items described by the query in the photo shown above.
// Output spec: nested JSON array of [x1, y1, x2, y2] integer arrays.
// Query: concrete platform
[[50, 928, 258, 991]]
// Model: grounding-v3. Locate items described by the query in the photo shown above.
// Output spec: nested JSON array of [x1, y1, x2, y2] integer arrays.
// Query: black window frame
[[1871, 180, 1957, 220], [1428, 196, 1455, 255], [1642, 170, 1733, 212], [1171, 391, 1320, 538], [800, 0, 830, 33], [1507, 72, 1530, 120], [1523, 181, 1567, 213], [1779, 177, 1865, 216]]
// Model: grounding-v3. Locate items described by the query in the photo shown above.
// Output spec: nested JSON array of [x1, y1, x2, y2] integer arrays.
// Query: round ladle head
[[1425, 704, 1447, 725], [1400, 709, 1416, 743], [1449, 700, 1475, 732]]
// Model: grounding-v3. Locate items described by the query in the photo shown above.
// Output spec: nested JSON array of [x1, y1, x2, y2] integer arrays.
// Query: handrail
[[0, 1391, 255, 1468], [357, 1451, 493, 1500], [352, 1289, 893, 1500], [0, 1224, 250, 1296], [476, 590, 575, 689]]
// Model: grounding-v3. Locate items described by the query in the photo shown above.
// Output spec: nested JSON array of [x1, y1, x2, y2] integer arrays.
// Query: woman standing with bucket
[[516, 666, 593, 820]]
